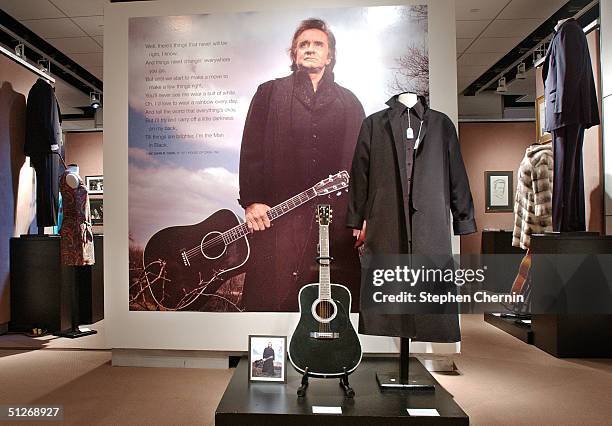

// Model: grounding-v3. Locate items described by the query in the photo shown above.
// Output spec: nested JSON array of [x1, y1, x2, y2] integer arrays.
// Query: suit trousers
[[30, 152, 60, 228], [552, 124, 585, 232]]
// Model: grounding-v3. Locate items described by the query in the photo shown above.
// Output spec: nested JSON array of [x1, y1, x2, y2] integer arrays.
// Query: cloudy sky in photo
[[128, 5, 428, 245]]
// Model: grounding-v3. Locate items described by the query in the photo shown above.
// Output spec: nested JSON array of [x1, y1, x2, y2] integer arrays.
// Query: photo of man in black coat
[[238, 18, 365, 311]]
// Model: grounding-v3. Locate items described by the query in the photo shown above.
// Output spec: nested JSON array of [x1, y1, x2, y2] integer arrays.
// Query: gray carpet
[[1, 315, 611, 424]]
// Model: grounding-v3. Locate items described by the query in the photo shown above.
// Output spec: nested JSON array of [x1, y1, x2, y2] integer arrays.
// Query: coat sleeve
[[447, 118, 476, 235], [238, 83, 273, 209], [553, 24, 584, 114], [346, 118, 371, 229], [341, 91, 366, 172]]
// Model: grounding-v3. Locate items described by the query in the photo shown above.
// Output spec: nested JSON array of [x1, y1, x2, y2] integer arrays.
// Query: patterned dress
[[59, 171, 95, 265]]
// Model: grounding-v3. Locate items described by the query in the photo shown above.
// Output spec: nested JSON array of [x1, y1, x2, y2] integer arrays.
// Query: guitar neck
[[319, 224, 331, 301], [223, 187, 318, 244]]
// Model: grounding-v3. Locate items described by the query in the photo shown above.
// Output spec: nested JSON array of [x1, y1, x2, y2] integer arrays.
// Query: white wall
[[104, 0, 459, 354], [603, 0, 612, 234]]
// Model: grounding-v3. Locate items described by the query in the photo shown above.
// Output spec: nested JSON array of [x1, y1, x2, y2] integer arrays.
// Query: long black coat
[[239, 70, 365, 311], [542, 18, 599, 131], [347, 96, 476, 342], [24, 79, 62, 227]]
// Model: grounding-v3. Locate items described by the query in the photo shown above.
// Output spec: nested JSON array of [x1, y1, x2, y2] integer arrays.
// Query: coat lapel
[[387, 104, 409, 207]]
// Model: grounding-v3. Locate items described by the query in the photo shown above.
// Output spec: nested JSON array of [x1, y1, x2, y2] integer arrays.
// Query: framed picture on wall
[[90, 198, 103, 226], [248, 335, 287, 383], [86, 175, 104, 194], [485, 171, 513, 213], [535, 96, 552, 143]]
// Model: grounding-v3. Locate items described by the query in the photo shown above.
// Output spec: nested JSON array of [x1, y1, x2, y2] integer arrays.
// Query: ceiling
[[0, 0, 569, 116], [0, 0, 106, 115], [456, 0, 568, 93]]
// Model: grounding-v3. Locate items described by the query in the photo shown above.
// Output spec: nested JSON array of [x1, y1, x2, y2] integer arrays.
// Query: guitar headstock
[[313, 171, 349, 196], [316, 204, 332, 225]]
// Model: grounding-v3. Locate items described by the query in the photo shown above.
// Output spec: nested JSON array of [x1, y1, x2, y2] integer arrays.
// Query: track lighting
[[14, 43, 25, 59], [496, 77, 507, 93], [516, 62, 527, 79], [90, 92, 102, 109]]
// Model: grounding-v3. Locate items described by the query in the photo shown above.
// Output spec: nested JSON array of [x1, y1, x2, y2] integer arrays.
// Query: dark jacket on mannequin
[[347, 95, 476, 342], [542, 18, 599, 131], [24, 79, 62, 156], [24, 79, 63, 227]]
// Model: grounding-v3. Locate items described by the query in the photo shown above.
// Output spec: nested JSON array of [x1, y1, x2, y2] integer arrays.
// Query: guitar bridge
[[181, 251, 190, 267], [310, 332, 339, 339]]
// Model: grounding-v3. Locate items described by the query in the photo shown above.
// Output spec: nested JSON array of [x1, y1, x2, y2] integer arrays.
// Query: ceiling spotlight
[[90, 92, 102, 109], [37, 59, 50, 73], [496, 77, 508, 93], [516, 62, 527, 79], [15, 43, 25, 59]]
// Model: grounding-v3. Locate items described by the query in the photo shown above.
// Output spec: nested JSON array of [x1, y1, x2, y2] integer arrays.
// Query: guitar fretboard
[[319, 224, 331, 301], [222, 188, 318, 244]]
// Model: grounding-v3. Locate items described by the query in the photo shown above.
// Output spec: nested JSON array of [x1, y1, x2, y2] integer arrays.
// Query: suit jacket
[[542, 19, 599, 131], [24, 79, 62, 156], [347, 95, 476, 342]]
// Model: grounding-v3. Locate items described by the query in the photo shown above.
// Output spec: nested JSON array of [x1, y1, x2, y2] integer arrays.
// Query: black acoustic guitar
[[143, 171, 350, 311], [288, 205, 362, 377]]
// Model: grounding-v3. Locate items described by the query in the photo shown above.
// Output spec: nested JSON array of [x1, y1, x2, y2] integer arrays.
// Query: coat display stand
[[375, 338, 435, 390]]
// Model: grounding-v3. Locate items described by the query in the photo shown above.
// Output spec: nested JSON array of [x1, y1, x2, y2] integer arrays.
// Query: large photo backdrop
[[128, 5, 429, 312]]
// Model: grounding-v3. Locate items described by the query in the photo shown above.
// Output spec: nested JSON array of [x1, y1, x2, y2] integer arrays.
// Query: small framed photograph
[[485, 171, 513, 213], [86, 175, 104, 194], [535, 95, 552, 144], [90, 198, 103, 226], [248, 335, 287, 383]]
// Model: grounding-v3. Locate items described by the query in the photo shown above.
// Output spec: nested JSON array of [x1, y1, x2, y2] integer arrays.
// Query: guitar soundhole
[[311, 299, 337, 323], [200, 231, 226, 259], [317, 301, 334, 320]]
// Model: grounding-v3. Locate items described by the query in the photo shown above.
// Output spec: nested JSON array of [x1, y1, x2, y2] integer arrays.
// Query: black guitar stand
[[297, 367, 355, 398]]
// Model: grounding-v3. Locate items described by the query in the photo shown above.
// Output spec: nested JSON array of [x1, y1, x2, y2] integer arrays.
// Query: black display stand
[[55, 267, 97, 339], [484, 313, 533, 344], [529, 234, 612, 358], [215, 357, 468, 426], [484, 233, 612, 357], [376, 338, 435, 390], [9, 235, 104, 333]]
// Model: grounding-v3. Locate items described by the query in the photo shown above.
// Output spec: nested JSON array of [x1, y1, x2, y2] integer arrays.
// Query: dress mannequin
[[56, 163, 96, 338]]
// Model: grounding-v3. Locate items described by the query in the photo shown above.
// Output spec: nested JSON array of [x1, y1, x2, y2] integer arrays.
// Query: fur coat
[[512, 143, 554, 249]]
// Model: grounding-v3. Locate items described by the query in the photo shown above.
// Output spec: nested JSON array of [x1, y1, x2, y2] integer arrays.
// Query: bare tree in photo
[[390, 42, 429, 99]]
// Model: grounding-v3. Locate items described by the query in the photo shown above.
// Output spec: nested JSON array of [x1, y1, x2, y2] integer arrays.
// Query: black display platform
[[484, 313, 533, 344], [215, 357, 468, 425]]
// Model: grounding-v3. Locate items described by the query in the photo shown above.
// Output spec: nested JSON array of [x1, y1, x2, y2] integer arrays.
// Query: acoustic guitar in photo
[[288, 205, 362, 379], [142, 171, 350, 311]]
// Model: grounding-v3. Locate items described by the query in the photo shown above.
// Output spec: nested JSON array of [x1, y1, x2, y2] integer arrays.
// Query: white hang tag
[[406, 128, 414, 139]]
